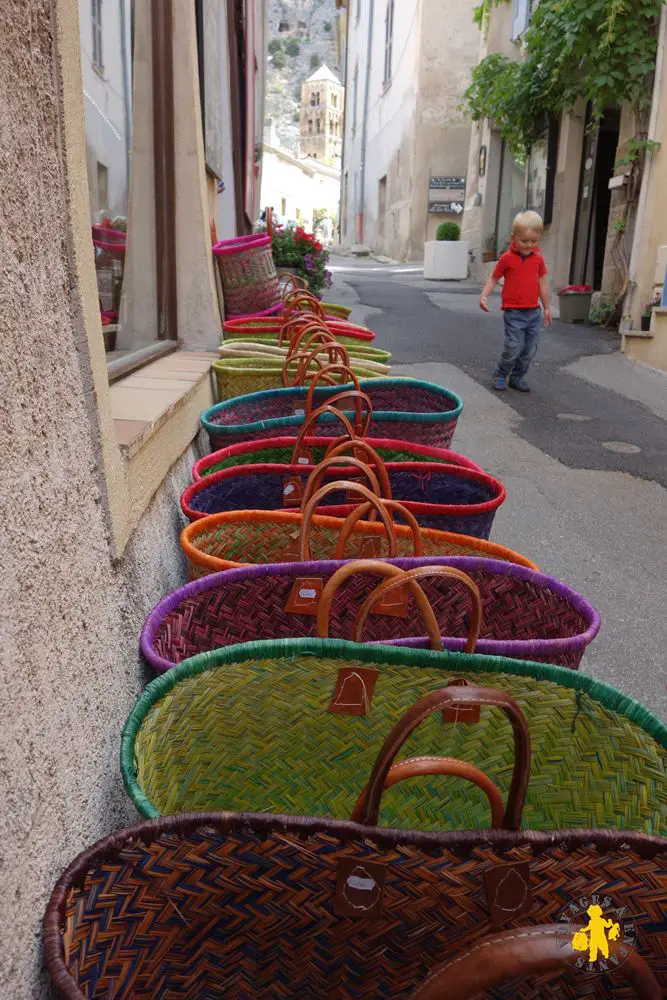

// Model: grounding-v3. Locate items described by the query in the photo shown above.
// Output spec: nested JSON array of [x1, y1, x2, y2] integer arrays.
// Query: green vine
[[464, 0, 664, 160], [615, 137, 662, 170]]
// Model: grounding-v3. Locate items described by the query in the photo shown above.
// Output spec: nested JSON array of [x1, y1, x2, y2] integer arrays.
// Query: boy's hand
[[543, 306, 553, 327], [479, 295, 490, 313]]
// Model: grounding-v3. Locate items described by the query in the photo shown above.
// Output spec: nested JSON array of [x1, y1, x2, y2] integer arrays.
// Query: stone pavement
[[325, 260, 667, 720]]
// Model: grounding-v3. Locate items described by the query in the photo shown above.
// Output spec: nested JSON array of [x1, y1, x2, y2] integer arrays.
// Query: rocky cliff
[[266, 0, 341, 155]]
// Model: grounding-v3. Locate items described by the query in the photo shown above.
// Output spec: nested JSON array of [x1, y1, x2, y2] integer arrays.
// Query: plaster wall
[[414, 0, 479, 252], [262, 146, 341, 229], [0, 3, 209, 995]]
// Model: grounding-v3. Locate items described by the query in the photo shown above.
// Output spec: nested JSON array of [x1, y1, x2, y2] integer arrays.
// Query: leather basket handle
[[283, 290, 325, 319], [334, 497, 423, 559], [287, 325, 338, 358], [282, 344, 350, 388], [300, 455, 390, 511], [278, 272, 307, 296], [350, 756, 505, 828], [299, 483, 398, 561], [281, 317, 329, 349], [290, 403, 358, 463], [361, 686, 531, 829], [355, 566, 483, 653], [317, 560, 438, 641], [305, 366, 362, 414], [305, 388, 373, 438], [410, 925, 662, 1000], [265, 207, 273, 237]]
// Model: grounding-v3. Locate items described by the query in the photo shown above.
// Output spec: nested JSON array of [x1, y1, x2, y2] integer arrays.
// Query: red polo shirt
[[493, 244, 547, 309]]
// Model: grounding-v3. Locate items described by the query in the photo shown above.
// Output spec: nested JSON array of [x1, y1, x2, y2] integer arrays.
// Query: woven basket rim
[[191, 437, 483, 481], [200, 379, 464, 435], [180, 460, 506, 523], [179, 509, 535, 574], [212, 358, 380, 377], [140, 555, 600, 675], [122, 637, 665, 820]]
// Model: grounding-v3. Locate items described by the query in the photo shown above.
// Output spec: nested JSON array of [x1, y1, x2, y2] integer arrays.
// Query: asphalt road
[[339, 265, 667, 488]]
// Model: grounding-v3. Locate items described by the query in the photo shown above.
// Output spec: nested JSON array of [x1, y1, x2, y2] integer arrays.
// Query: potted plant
[[641, 291, 661, 331], [271, 224, 332, 296], [557, 284, 593, 324], [424, 221, 469, 281]]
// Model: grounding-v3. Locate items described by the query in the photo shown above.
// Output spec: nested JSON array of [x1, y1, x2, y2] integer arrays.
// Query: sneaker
[[509, 378, 531, 393], [492, 376, 507, 391]]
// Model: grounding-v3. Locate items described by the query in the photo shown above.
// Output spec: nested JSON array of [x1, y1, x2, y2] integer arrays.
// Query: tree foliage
[[465, 0, 664, 158]]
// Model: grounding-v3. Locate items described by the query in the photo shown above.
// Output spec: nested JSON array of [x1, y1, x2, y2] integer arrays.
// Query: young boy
[[479, 210, 552, 392]]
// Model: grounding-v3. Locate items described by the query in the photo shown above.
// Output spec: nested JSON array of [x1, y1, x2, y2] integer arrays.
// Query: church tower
[[299, 65, 344, 167]]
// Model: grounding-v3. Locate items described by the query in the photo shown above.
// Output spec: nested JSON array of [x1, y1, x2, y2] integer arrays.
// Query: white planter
[[424, 240, 469, 281]]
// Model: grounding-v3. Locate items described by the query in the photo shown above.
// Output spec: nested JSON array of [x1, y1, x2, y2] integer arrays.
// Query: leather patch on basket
[[442, 678, 480, 724], [294, 449, 312, 467], [329, 667, 378, 716], [334, 859, 386, 918], [485, 863, 533, 928], [284, 577, 323, 615], [356, 536, 382, 559], [345, 476, 369, 503], [293, 405, 307, 417], [282, 475, 304, 507], [370, 583, 409, 619], [282, 528, 302, 562]]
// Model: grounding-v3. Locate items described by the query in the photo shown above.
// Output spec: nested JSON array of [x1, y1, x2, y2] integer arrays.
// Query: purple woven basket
[[141, 556, 601, 674], [180, 462, 506, 539], [200, 379, 463, 451], [213, 234, 281, 317]]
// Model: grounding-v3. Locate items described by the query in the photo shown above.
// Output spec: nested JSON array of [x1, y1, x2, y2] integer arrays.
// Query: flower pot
[[557, 292, 592, 324], [641, 314, 651, 332], [423, 240, 469, 281]]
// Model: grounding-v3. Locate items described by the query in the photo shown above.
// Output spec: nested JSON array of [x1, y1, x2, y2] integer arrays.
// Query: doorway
[[378, 175, 387, 241], [570, 107, 620, 287]]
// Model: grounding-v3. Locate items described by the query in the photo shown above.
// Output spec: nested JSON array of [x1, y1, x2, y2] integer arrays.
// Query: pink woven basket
[[213, 234, 281, 317]]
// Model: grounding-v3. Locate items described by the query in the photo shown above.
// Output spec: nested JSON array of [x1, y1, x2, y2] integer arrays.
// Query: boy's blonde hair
[[512, 210, 544, 236]]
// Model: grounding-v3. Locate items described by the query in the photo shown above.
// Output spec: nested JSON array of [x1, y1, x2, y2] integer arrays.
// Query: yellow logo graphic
[[570, 904, 621, 963], [556, 893, 636, 975]]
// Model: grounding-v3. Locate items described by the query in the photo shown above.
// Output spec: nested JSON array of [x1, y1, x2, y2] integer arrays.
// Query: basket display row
[[42, 278, 667, 1000]]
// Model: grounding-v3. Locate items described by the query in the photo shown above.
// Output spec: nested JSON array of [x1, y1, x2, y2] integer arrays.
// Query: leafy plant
[[273, 49, 286, 70], [589, 301, 614, 326], [310, 53, 322, 70], [324, 21, 332, 32], [436, 222, 461, 242], [615, 137, 662, 170], [285, 39, 301, 57], [464, 0, 664, 160], [271, 225, 332, 295], [268, 39, 283, 55], [643, 290, 661, 316]]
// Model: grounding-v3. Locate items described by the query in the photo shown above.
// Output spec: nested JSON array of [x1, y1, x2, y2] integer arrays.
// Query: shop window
[[495, 140, 527, 255], [79, 0, 177, 378]]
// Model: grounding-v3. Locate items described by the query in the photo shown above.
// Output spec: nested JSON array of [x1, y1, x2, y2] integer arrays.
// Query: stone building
[[299, 64, 344, 166], [341, 0, 479, 259]]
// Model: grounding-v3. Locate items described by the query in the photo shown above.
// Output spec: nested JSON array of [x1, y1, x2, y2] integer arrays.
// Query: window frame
[[91, 0, 104, 72], [511, 0, 532, 41], [383, 0, 394, 89]]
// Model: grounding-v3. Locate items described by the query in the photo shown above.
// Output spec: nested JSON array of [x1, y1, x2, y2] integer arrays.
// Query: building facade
[[262, 126, 341, 232], [462, 0, 667, 377], [341, 0, 479, 260], [0, 1, 266, 995], [299, 64, 344, 166]]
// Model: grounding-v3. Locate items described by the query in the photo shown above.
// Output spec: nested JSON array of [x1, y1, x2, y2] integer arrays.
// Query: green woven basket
[[122, 638, 666, 834], [213, 357, 383, 401]]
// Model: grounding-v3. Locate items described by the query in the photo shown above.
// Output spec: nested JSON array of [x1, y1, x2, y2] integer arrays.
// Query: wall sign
[[428, 175, 466, 216]]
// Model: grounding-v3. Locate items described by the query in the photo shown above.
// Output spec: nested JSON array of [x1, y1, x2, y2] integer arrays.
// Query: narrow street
[[333, 257, 667, 720]]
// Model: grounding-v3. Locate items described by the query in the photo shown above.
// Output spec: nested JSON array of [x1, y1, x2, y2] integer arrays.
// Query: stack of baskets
[[43, 277, 666, 999]]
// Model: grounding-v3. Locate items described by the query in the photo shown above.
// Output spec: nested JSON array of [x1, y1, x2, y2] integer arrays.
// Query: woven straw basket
[[192, 435, 483, 481], [122, 635, 665, 829], [212, 356, 383, 402], [179, 485, 536, 577], [213, 234, 281, 317], [201, 379, 463, 451], [141, 558, 600, 674]]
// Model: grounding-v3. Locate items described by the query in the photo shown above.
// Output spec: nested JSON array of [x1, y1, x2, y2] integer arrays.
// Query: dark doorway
[[570, 107, 620, 287]]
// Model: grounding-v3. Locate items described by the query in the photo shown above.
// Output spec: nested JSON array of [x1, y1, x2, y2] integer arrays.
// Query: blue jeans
[[495, 308, 542, 381]]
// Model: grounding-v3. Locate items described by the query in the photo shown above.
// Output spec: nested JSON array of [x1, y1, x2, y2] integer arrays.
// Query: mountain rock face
[[266, 0, 341, 155]]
